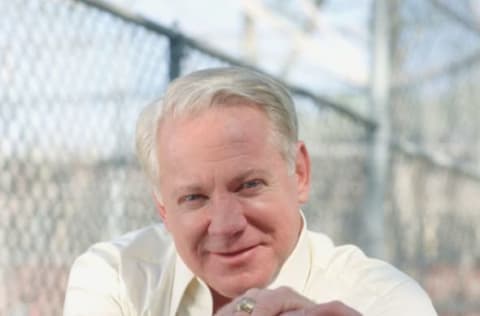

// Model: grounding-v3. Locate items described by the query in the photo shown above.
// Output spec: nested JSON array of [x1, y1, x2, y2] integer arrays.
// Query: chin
[[211, 270, 274, 298]]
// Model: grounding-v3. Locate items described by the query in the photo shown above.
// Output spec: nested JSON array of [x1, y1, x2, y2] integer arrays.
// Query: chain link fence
[[1, 0, 479, 315], [387, 1, 480, 314]]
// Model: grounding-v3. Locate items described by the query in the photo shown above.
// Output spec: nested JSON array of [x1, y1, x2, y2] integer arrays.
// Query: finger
[[279, 311, 304, 316], [233, 288, 260, 316], [234, 297, 256, 316], [250, 287, 314, 316], [305, 301, 362, 316], [214, 288, 261, 316], [279, 301, 362, 316], [241, 287, 261, 299]]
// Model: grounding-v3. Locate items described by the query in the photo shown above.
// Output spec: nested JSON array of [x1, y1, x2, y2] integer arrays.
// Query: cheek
[[243, 198, 292, 233], [248, 194, 300, 241], [168, 212, 208, 251]]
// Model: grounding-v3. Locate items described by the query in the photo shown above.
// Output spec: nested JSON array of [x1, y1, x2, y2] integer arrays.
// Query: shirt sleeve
[[365, 279, 438, 316], [63, 245, 128, 316], [309, 241, 439, 316]]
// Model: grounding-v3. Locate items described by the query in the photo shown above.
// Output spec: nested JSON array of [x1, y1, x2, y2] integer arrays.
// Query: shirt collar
[[267, 213, 311, 293], [169, 211, 311, 316], [169, 253, 205, 316]]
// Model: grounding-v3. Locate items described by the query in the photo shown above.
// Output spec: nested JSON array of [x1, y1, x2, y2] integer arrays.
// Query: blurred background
[[1, 0, 480, 315]]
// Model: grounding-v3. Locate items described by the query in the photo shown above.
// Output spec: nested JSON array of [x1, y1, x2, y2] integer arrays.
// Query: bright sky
[[111, 0, 372, 95]]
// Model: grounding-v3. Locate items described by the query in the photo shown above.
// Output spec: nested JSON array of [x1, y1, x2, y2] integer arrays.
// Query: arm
[[364, 280, 438, 316]]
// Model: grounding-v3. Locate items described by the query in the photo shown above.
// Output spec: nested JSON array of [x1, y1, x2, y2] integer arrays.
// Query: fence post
[[364, 0, 391, 258], [168, 34, 184, 81]]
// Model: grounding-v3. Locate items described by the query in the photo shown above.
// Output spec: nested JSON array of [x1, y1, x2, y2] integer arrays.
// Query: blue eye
[[242, 179, 263, 190], [183, 194, 202, 202], [178, 194, 208, 210], [179, 194, 206, 205]]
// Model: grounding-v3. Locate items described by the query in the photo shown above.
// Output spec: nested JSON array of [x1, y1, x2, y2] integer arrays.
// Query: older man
[[64, 67, 437, 315]]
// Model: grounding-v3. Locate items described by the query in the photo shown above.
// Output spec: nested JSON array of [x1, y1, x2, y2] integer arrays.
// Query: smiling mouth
[[213, 245, 258, 257]]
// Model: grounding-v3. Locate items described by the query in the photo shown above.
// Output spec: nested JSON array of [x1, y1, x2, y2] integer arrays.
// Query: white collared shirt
[[64, 222, 437, 316]]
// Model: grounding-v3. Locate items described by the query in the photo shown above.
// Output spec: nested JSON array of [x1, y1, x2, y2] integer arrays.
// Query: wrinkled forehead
[[155, 105, 278, 178], [155, 97, 274, 148], [157, 104, 271, 147]]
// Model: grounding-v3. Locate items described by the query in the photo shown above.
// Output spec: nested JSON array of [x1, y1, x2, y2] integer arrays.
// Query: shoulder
[[306, 230, 437, 315], [72, 223, 174, 272], [308, 231, 409, 292], [307, 230, 414, 293], [65, 224, 175, 314]]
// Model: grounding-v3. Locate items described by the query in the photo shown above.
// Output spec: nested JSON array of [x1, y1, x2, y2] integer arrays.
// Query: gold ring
[[235, 297, 256, 314]]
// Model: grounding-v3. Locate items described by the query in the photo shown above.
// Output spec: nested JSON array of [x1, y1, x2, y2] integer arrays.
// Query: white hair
[[135, 67, 298, 195]]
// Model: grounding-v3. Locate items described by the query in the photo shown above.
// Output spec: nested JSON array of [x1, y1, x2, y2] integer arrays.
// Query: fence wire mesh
[[388, 1, 480, 314], [1, 0, 479, 315], [0, 1, 371, 314]]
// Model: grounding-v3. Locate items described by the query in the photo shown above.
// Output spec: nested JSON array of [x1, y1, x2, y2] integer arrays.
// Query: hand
[[214, 286, 361, 316], [280, 301, 361, 316]]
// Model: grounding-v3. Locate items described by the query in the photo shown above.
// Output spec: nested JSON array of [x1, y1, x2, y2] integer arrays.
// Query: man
[[64, 67, 437, 315]]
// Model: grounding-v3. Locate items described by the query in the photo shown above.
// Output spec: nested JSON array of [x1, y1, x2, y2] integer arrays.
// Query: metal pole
[[364, 0, 391, 258], [169, 34, 184, 81]]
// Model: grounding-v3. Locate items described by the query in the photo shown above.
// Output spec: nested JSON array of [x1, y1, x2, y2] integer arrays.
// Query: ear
[[152, 191, 169, 229], [294, 141, 311, 204]]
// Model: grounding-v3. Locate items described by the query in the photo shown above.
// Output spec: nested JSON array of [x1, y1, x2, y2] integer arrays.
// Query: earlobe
[[295, 142, 311, 204]]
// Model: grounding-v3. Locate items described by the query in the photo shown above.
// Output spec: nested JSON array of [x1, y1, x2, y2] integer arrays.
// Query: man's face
[[155, 104, 310, 299]]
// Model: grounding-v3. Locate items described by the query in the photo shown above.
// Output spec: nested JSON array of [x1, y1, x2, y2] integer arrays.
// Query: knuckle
[[243, 287, 260, 297], [330, 300, 345, 307], [275, 285, 294, 296], [255, 288, 274, 302], [310, 300, 346, 314]]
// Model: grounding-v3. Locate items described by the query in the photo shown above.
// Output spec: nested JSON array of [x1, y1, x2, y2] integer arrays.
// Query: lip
[[215, 245, 257, 256], [210, 245, 260, 265]]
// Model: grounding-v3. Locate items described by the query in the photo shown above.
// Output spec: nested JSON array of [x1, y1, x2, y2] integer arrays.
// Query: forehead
[[159, 105, 270, 149], [155, 105, 278, 178]]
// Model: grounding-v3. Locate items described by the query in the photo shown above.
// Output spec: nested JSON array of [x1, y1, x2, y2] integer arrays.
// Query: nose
[[207, 194, 247, 237]]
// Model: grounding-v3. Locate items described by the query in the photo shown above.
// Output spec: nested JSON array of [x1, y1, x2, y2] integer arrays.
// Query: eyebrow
[[172, 184, 205, 198], [234, 168, 267, 180], [231, 168, 269, 183], [171, 168, 270, 197]]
